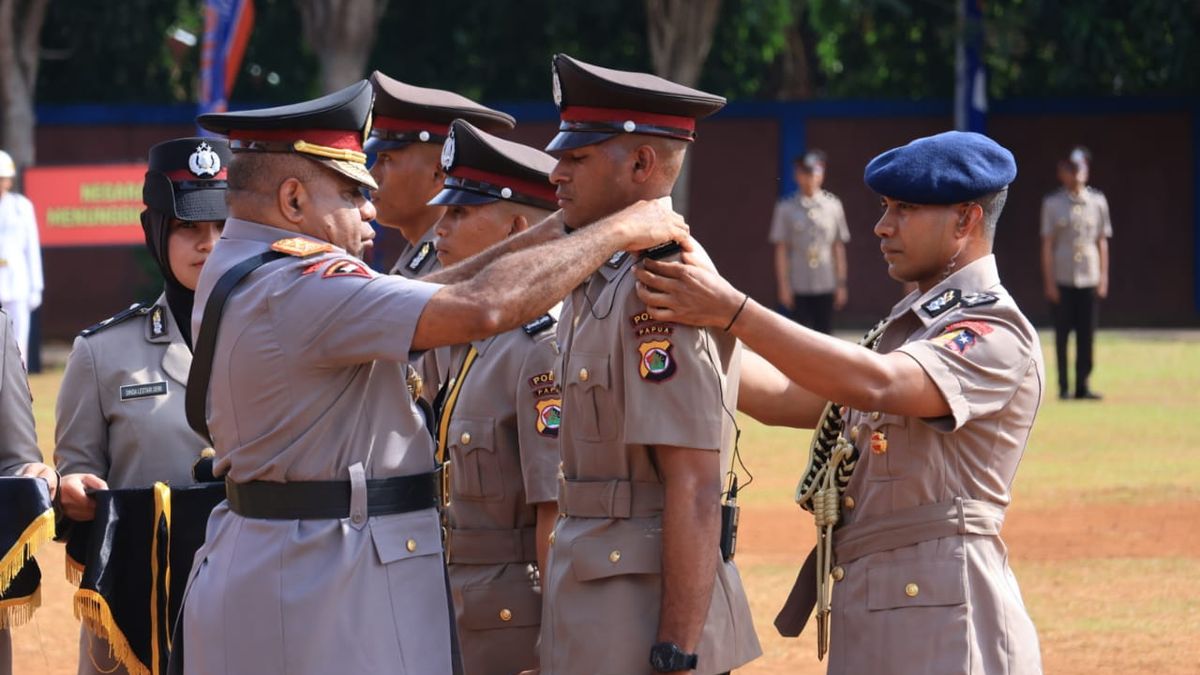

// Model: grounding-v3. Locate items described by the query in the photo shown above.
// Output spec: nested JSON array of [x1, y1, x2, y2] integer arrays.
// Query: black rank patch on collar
[[406, 241, 435, 272], [921, 288, 998, 318], [522, 314, 556, 336], [120, 381, 168, 401]]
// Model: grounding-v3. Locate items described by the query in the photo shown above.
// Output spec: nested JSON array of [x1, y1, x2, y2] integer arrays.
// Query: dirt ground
[[12, 499, 1199, 674]]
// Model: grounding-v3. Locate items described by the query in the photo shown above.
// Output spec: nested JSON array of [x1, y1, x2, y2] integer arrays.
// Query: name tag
[[120, 381, 168, 400]]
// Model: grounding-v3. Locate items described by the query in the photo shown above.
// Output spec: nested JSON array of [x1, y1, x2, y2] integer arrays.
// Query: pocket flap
[[460, 579, 542, 630], [571, 531, 661, 582], [448, 417, 495, 454], [867, 559, 965, 610], [566, 353, 610, 392], [371, 510, 444, 564]]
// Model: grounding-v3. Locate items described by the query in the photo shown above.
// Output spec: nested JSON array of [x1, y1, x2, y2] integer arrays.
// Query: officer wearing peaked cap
[[55, 137, 230, 675], [172, 80, 690, 675], [536, 53, 761, 675], [635, 130, 1044, 674], [367, 71, 515, 279], [429, 119, 561, 675]]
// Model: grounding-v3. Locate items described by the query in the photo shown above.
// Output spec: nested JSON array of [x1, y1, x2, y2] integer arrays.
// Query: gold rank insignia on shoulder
[[271, 237, 334, 258]]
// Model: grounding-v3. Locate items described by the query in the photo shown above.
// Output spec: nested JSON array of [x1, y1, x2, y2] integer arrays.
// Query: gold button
[[609, 550, 621, 564], [905, 583, 919, 597], [200, 447, 215, 458], [871, 411, 882, 421], [579, 368, 590, 382], [499, 608, 513, 622], [460, 432, 471, 445], [406, 538, 418, 553], [843, 496, 856, 510], [831, 566, 845, 581]]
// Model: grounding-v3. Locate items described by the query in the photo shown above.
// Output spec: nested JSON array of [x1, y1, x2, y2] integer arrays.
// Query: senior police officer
[[367, 71, 515, 278], [1040, 146, 1111, 400], [540, 54, 760, 675], [174, 80, 687, 675], [769, 150, 851, 333], [636, 131, 1044, 674], [54, 137, 230, 675], [429, 119, 561, 675], [1, 303, 56, 675]]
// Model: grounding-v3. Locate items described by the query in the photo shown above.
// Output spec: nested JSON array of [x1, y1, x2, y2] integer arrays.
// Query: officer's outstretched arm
[[423, 211, 566, 285], [738, 349, 826, 429], [655, 445, 721, 654], [411, 200, 687, 351]]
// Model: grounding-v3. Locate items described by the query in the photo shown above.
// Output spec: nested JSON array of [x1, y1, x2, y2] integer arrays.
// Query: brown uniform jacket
[[444, 309, 561, 675], [541, 248, 761, 675], [179, 218, 450, 675], [829, 255, 1043, 674]]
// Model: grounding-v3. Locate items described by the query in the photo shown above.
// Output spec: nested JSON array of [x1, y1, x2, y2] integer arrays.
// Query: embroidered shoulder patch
[[321, 258, 373, 279], [522, 314, 556, 337], [637, 339, 676, 382], [271, 237, 334, 257], [933, 320, 993, 354], [406, 241, 435, 272], [80, 303, 151, 337], [535, 397, 562, 437]]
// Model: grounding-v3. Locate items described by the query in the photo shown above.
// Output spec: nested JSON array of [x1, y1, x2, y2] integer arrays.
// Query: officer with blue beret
[[635, 130, 1045, 674]]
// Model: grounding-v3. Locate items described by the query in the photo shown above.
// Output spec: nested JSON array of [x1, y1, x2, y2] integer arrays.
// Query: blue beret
[[864, 131, 1016, 204]]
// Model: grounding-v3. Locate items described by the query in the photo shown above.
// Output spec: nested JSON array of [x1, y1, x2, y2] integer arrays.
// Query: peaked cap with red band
[[196, 80, 377, 189], [366, 71, 515, 154], [143, 137, 232, 222], [546, 53, 726, 154], [429, 119, 557, 211]]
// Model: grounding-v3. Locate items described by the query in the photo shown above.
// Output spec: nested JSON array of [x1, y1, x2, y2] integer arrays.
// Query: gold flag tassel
[[65, 552, 86, 586], [151, 482, 172, 674], [73, 588, 152, 675], [0, 507, 55, 595], [0, 586, 40, 629]]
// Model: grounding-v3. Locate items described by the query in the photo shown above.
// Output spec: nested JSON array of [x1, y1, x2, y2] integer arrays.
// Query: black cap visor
[[428, 185, 499, 207], [545, 130, 619, 155], [173, 187, 229, 222]]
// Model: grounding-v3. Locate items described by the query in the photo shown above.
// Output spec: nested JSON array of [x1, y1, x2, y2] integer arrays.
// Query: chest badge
[[869, 430, 888, 455]]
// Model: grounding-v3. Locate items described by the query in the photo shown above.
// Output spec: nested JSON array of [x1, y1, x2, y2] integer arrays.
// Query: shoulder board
[[921, 289, 999, 318], [406, 241, 435, 273], [80, 302, 152, 337], [605, 251, 630, 268], [271, 237, 334, 258], [522, 314, 556, 337], [641, 241, 682, 261]]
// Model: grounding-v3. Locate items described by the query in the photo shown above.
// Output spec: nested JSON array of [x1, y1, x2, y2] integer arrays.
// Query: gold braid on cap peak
[[293, 140, 367, 165]]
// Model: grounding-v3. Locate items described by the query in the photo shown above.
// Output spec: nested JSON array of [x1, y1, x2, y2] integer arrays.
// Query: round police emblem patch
[[638, 338, 676, 382], [440, 131, 456, 172], [644, 348, 670, 374], [188, 142, 221, 178]]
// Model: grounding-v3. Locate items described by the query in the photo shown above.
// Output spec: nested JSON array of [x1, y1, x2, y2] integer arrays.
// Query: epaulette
[[920, 289, 998, 318], [605, 251, 630, 268], [80, 302, 152, 337], [406, 241, 435, 273], [271, 237, 334, 257], [641, 241, 682, 261], [522, 314, 557, 337]]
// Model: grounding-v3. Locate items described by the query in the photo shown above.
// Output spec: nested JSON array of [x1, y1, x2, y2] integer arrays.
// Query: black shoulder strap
[[186, 251, 288, 442]]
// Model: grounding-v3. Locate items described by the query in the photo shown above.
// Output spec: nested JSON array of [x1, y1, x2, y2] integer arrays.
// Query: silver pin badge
[[552, 63, 563, 107], [419, 130, 431, 143], [188, 141, 221, 178], [622, 120, 636, 133], [500, 187, 513, 199], [440, 131, 456, 172]]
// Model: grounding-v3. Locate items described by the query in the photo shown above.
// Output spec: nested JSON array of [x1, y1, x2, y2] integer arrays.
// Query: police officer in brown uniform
[[1040, 146, 1111, 400], [429, 119, 561, 675], [535, 54, 760, 675], [636, 131, 1044, 674], [0, 303, 55, 675], [53, 137, 230, 675], [769, 150, 850, 333], [367, 71, 515, 278], [174, 81, 687, 675]]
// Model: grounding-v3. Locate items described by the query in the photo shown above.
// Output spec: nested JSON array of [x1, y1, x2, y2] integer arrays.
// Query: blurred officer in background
[[0, 150, 43, 364]]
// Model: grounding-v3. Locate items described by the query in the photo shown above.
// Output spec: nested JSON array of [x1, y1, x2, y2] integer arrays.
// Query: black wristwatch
[[649, 642, 698, 672]]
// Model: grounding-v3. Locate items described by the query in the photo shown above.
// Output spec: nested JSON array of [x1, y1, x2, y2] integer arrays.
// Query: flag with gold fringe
[[0, 476, 55, 629]]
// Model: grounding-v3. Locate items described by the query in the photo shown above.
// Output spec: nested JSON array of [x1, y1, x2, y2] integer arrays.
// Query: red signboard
[[26, 164, 148, 247]]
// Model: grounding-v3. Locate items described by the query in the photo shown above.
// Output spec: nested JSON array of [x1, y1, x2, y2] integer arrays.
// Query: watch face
[[649, 643, 687, 672]]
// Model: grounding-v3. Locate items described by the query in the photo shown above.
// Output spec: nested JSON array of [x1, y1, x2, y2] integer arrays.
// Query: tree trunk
[[777, 10, 813, 100], [644, 0, 722, 218], [296, 0, 388, 94], [0, 0, 49, 176]]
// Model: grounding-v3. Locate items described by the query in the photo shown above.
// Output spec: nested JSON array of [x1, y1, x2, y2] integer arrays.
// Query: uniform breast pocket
[[564, 353, 617, 443], [449, 417, 502, 502], [861, 413, 908, 481]]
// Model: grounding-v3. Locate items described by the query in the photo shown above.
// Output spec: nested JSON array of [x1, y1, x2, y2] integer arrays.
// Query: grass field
[[11, 330, 1200, 674]]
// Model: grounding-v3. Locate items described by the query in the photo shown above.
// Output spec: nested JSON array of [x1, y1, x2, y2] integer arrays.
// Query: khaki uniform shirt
[[444, 309, 562, 675], [0, 306, 38, 475], [542, 245, 761, 674], [829, 255, 1043, 675], [768, 190, 850, 295], [1040, 187, 1112, 288], [55, 294, 206, 488], [54, 293, 207, 675], [180, 218, 450, 675]]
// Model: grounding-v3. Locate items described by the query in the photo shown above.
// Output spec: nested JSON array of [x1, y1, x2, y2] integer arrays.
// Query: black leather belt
[[224, 473, 438, 520]]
